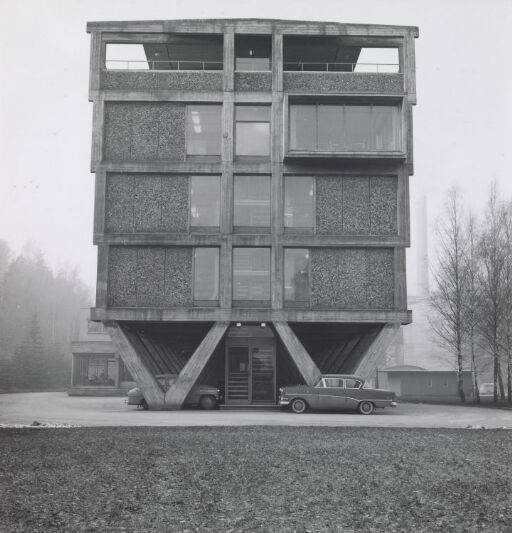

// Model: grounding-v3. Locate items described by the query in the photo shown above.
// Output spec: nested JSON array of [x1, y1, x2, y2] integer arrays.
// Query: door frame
[[225, 337, 276, 405]]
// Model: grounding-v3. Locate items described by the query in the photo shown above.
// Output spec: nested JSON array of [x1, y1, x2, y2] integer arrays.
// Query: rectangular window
[[284, 177, 314, 230], [235, 106, 271, 156], [233, 248, 271, 302], [190, 176, 220, 229], [234, 175, 271, 230], [284, 249, 310, 304], [289, 104, 400, 152], [187, 105, 222, 155], [193, 248, 219, 301]]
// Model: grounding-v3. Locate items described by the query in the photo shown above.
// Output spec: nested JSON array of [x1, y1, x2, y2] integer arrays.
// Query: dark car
[[127, 374, 221, 410], [279, 374, 397, 414]]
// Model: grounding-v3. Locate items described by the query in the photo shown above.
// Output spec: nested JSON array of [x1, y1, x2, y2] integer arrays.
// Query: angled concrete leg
[[105, 322, 165, 408], [165, 321, 229, 409], [273, 321, 322, 386], [354, 322, 400, 380]]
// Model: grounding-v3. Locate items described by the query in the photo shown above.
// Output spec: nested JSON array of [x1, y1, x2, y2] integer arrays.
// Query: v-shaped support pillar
[[165, 321, 229, 409], [273, 322, 322, 386]]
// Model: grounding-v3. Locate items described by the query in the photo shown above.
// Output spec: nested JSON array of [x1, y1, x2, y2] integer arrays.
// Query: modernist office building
[[87, 19, 418, 409]]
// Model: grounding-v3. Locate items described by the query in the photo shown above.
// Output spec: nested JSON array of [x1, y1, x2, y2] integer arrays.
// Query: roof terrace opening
[[105, 34, 223, 70], [283, 36, 399, 73], [235, 35, 272, 71]]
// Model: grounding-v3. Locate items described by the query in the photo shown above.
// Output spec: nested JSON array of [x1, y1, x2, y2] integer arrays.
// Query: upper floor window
[[190, 176, 220, 229], [105, 35, 223, 71], [283, 36, 399, 73], [233, 248, 271, 303], [284, 249, 310, 305], [193, 248, 219, 301], [284, 177, 314, 230], [235, 106, 271, 157], [234, 175, 271, 230], [235, 35, 272, 71], [289, 104, 400, 152], [187, 105, 222, 156]]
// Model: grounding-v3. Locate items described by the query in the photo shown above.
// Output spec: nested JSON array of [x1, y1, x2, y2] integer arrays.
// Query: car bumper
[[390, 401, 397, 408], [278, 398, 291, 406]]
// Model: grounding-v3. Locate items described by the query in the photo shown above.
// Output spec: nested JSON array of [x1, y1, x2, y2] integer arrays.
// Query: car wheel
[[199, 395, 217, 410], [140, 398, 149, 410], [358, 401, 374, 415], [291, 398, 307, 414]]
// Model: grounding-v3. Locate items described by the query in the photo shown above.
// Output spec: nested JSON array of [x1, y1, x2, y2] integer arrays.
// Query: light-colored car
[[127, 374, 221, 410], [478, 382, 494, 397], [279, 374, 397, 415]]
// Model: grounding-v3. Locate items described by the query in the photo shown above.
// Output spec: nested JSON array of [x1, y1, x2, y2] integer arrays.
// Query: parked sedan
[[127, 376, 221, 410], [279, 374, 397, 414]]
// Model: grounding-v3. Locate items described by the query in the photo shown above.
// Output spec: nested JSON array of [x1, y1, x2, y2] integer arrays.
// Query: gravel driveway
[[1, 392, 511, 428]]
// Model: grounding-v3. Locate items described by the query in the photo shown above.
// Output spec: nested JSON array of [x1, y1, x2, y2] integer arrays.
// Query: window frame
[[186, 104, 223, 158], [232, 247, 271, 307], [192, 247, 220, 306], [234, 105, 271, 158], [283, 248, 311, 307], [189, 175, 221, 233], [283, 176, 316, 234], [286, 98, 403, 156], [233, 174, 272, 233]]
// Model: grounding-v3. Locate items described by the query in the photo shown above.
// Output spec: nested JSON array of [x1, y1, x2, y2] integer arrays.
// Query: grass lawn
[[1, 427, 511, 532]]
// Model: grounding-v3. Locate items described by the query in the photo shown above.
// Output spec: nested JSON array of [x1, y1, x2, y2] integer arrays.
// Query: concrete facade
[[87, 19, 418, 409]]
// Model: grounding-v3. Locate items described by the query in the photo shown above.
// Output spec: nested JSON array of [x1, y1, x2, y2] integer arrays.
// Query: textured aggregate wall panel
[[311, 248, 394, 310], [234, 72, 272, 92], [369, 177, 398, 235], [316, 177, 344, 235], [366, 249, 395, 309], [283, 72, 404, 93], [316, 176, 398, 236], [105, 174, 189, 233], [103, 103, 186, 161], [343, 177, 370, 235], [163, 248, 193, 306], [108, 247, 138, 307], [108, 246, 193, 307], [105, 174, 134, 232], [101, 71, 223, 91]]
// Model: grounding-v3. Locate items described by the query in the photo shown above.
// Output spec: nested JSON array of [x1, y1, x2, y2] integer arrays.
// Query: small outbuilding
[[377, 365, 475, 402]]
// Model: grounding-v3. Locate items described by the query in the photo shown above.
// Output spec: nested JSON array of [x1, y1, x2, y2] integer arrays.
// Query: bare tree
[[478, 183, 507, 403], [502, 202, 512, 404], [463, 212, 481, 403], [430, 187, 468, 402]]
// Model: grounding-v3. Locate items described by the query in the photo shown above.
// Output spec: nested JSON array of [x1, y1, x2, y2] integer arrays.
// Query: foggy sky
[[1, 0, 511, 294]]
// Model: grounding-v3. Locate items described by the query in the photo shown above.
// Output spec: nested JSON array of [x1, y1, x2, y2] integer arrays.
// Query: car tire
[[199, 395, 217, 410], [358, 401, 374, 415], [140, 398, 149, 410], [291, 398, 307, 414]]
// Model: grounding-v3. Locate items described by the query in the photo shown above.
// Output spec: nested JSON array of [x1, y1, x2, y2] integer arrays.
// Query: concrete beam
[[273, 322, 322, 386], [353, 322, 400, 380], [105, 322, 165, 408], [165, 321, 229, 409]]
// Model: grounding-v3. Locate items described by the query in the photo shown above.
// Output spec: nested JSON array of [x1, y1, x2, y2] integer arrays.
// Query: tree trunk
[[456, 339, 465, 402], [471, 334, 480, 404]]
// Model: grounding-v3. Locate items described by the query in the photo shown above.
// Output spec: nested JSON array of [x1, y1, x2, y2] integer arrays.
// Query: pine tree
[[13, 314, 46, 390]]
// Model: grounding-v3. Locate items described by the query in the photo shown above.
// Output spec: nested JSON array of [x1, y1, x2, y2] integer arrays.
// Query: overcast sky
[[1, 0, 511, 294]]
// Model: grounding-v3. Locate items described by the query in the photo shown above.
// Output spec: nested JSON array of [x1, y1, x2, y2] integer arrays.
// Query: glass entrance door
[[226, 341, 275, 404]]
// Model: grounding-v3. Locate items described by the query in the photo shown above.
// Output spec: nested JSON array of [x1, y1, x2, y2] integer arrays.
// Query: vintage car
[[127, 374, 221, 410], [279, 374, 397, 414]]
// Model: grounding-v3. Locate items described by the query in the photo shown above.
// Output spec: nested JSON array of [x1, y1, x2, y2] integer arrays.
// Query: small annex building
[[377, 365, 475, 402]]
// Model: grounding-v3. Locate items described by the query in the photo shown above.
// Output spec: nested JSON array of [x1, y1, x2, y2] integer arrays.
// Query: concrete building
[[86, 19, 418, 409]]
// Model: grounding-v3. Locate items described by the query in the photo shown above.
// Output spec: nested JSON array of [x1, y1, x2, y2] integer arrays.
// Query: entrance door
[[226, 340, 276, 404]]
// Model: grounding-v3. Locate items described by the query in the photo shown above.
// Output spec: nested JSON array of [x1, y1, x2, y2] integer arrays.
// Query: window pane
[[190, 176, 220, 226], [318, 105, 344, 150], [284, 249, 310, 302], [194, 248, 219, 300], [234, 176, 271, 227], [236, 106, 271, 121], [233, 248, 270, 300], [284, 177, 314, 228], [289, 105, 317, 150], [236, 123, 270, 156], [344, 106, 372, 150], [187, 105, 222, 155], [372, 106, 399, 150]]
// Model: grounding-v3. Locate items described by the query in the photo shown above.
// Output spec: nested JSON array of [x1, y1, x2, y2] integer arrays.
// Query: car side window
[[345, 379, 361, 389], [324, 378, 341, 387]]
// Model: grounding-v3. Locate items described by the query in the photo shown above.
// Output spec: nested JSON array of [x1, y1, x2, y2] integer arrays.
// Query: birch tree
[[430, 187, 468, 402]]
